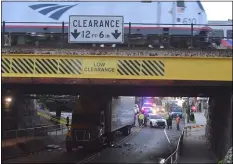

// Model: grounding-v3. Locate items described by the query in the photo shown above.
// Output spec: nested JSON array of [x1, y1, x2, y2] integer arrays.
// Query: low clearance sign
[[82, 59, 117, 76]]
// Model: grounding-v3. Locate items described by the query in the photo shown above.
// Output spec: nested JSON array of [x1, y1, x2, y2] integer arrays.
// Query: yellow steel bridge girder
[[1, 55, 232, 81]]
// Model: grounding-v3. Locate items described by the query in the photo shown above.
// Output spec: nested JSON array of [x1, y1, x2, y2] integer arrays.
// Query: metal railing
[[2, 124, 68, 147], [1, 21, 232, 49], [163, 130, 185, 164]]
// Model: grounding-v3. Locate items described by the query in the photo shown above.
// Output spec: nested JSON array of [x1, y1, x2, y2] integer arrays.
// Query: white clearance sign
[[68, 15, 124, 43]]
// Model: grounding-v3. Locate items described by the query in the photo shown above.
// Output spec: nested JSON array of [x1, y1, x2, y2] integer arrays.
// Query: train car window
[[227, 30, 232, 39], [177, 1, 185, 7], [211, 29, 224, 38]]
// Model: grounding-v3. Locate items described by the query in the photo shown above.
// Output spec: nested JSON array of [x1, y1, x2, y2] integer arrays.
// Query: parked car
[[148, 114, 166, 128], [169, 107, 183, 118]]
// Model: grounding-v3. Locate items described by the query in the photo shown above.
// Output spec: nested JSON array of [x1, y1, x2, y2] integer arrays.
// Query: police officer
[[134, 106, 139, 127], [166, 114, 172, 129], [138, 112, 144, 127]]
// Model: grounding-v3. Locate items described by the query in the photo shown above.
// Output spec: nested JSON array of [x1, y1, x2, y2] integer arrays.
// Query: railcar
[[2, 1, 212, 48]]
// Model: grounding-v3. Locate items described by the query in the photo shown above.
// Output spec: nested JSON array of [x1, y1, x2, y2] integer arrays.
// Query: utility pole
[[186, 97, 190, 123]]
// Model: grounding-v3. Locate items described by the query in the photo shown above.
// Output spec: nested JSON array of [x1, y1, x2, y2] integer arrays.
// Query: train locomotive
[[2, 1, 212, 48]]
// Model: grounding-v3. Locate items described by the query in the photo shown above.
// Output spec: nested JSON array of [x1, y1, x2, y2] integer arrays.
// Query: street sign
[[68, 15, 124, 43]]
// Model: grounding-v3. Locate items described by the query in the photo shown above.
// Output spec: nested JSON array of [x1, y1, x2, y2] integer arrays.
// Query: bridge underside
[[2, 77, 231, 97]]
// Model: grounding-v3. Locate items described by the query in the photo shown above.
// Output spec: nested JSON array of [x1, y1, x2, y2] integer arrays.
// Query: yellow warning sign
[[82, 59, 117, 75]]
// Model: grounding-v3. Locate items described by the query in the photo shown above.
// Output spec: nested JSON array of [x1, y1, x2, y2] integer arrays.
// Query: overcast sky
[[202, 2, 232, 21]]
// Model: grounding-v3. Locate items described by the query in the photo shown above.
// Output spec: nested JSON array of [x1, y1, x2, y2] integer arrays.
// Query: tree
[[165, 103, 171, 113], [183, 101, 190, 123]]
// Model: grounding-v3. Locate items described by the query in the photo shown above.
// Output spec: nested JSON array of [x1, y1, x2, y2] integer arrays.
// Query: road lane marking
[[164, 129, 171, 144], [77, 126, 142, 164]]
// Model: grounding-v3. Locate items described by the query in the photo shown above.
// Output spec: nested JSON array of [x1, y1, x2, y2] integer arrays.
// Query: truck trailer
[[65, 95, 135, 152]]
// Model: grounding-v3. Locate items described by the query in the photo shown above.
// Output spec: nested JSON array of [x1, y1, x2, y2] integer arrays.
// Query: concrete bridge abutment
[[206, 90, 232, 159]]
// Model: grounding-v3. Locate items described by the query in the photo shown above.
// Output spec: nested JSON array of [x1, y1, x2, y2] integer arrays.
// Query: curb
[[185, 124, 205, 129]]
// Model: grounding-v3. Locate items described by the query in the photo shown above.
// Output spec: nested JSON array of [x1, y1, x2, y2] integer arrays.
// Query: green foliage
[[182, 101, 187, 109], [165, 103, 171, 113], [218, 160, 223, 164]]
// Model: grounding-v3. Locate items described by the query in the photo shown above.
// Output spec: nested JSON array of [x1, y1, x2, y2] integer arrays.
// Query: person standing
[[133, 108, 138, 127], [168, 115, 173, 129], [166, 114, 170, 129], [176, 114, 180, 130]]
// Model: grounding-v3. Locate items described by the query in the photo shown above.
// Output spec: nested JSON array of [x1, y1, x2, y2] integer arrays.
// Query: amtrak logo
[[29, 4, 77, 20]]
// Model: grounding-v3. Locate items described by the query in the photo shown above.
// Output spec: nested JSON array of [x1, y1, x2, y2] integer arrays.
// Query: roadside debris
[[46, 144, 61, 151]]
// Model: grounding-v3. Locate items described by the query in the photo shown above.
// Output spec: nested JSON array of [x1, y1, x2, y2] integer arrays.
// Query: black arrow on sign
[[111, 30, 121, 39], [71, 29, 80, 39]]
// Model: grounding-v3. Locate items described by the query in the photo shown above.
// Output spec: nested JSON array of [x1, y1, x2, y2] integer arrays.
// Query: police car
[[148, 114, 166, 128]]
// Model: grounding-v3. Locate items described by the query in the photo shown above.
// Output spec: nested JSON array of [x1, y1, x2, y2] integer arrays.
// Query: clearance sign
[[82, 59, 117, 75]]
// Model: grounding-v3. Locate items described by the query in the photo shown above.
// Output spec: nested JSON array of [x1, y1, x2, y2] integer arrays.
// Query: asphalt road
[[165, 118, 185, 147], [84, 127, 172, 163], [3, 125, 176, 164], [3, 127, 139, 163]]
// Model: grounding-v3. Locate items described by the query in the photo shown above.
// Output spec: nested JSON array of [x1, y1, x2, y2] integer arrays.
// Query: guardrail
[[2, 124, 68, 147], [1, 21, 232, 49], [163, 130, 185, 164]]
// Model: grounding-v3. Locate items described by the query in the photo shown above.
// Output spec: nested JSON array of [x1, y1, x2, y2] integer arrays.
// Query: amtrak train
[[2, 1, 211, 48]]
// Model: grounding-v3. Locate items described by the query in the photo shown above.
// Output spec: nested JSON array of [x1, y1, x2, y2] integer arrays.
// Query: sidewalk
[[178, 128, 217, 163], [185, 112, 206, 127], [178, 112, 218, 163]]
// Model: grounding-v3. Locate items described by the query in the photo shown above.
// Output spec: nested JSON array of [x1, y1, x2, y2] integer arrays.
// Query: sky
[[202, 2, 232, 21]]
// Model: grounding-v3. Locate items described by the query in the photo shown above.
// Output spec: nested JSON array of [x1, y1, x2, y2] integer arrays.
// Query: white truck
[[65, 96, 135, 152]]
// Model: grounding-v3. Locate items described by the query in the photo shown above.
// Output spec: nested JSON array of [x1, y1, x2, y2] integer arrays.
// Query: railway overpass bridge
[[1, 48, 232, 160]]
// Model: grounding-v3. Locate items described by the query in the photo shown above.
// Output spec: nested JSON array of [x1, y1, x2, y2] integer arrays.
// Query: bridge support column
[[206, 91, 232, 159], [2, 92, 40, 130], [55, 108, 62, 126]]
